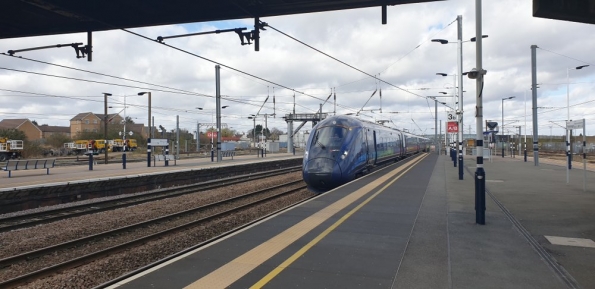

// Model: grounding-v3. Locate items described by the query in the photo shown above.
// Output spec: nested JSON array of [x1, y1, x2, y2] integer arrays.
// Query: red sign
[[207, 132, 218, 138], [447, 121, 459, 133]]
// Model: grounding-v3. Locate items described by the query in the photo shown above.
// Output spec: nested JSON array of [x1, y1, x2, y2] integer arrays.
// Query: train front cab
[[303, 124, 367, 192]]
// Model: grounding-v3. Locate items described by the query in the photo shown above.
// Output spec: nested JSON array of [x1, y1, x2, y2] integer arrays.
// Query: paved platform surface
[[108, 152, 595, 289], [0, 153, 301, 190]]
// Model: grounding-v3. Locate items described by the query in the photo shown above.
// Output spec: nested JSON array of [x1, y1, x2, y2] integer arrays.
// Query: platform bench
[[2, 159, 56, 178], [154, 154, 176, 166], [220, 151, 235, 159]]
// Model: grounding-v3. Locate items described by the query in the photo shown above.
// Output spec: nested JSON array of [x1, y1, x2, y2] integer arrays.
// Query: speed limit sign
[[447, 111, 456, 121]]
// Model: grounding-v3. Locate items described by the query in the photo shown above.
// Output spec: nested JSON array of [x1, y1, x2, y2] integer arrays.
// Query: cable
[[0, 67, 213, 98], [121, 28, 360, 112], [0, 53, 210, 97], [537, 47, 593, 66], [265, 23, 427, 100]]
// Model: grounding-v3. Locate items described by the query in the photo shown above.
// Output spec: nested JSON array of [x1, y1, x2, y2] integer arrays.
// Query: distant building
[[39, 124, 71, 138], [0, 119, 42, 141], [70, 112, 123, 138]]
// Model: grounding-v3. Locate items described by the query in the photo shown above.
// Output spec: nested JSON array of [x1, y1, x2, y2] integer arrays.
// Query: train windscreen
[[311, 126, 347, 151]]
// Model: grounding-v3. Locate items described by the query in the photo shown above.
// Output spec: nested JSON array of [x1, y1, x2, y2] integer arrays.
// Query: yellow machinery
[[94, 139, 112, 153], [125, 139, 138, 151], [0, 138, 24, 161]]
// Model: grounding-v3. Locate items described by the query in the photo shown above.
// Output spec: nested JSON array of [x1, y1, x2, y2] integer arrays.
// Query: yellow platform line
[[184, 153, 428, 289]]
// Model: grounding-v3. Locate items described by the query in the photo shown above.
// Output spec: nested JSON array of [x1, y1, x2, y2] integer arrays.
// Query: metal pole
[[103, 93, 111, 164], [583, 119, 586, 192], [439, 120, 442, 155], [567, 69, 572, 173], [216, 65, 222, 162], [176, 115, 180, 159], [148, 92, 151, 139], [531, 44, 539, 166], [435, 99, 438, 154], [502, 98, 505, 158], [197, 122, 200, 152], [457, 15, 464, 180], [524, 90, 527, 162], [123, 95, 127, 152], [474, 0, 486, 225]]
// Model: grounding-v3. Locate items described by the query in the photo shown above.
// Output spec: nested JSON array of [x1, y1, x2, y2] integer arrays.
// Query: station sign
[[150, 139, 169, 146], [447, 121, 459, 133], [566, 119, 585, 130], [447, 110, 457, 121]]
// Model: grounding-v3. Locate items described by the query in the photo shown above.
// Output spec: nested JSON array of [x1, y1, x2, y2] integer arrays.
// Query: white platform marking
[[545, 236, 595, 248]]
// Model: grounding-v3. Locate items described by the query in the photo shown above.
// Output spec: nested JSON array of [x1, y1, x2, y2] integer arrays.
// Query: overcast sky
[[1, 0, 594, 138]]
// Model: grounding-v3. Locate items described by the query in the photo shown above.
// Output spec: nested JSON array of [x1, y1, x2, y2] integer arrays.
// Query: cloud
[[0, 0, 594, 137]]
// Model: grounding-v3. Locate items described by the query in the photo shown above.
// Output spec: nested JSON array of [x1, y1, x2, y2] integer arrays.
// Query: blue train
[[302, 115, 430, 192]]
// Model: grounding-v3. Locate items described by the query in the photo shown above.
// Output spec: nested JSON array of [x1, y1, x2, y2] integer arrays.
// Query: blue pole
[[165, 145, 169, 166], [147, 138, 151, 167]]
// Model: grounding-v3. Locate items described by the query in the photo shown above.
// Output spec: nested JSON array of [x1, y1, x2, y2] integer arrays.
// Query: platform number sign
[[447, 121, 459, 133], [447, 110, 456, 121]]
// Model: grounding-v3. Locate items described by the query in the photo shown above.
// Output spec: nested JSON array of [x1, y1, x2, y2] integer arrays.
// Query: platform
[[0, 153, 301, 190], [106, 152, 595, 289]]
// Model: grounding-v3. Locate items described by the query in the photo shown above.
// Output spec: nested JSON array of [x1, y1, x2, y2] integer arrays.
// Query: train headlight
[[341, 151, 348, 159]]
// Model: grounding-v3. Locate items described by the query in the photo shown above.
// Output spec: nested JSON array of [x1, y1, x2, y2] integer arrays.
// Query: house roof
[[0, 119, 29, 129], [70, 112, 120, 122], [39, 125, 70, 133]]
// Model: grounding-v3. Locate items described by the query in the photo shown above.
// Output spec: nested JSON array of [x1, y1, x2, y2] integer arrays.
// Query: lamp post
[[501, 96, 515, 157], [102, 93, 111, 164], [138, 92, 151, 167], [197, 106, 228, 160], [433, 20, 486, 180], [137, 92, 152, 138], [428, 96, 450, 155], [566, 65, 589, 171], [248, 115, 257, 149]]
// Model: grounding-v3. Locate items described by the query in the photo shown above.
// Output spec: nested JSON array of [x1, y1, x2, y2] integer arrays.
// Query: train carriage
[[302, 115, 429, 192]]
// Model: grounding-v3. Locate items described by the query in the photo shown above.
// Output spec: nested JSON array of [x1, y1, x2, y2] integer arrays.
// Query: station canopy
[[1, 0, 440, 40]]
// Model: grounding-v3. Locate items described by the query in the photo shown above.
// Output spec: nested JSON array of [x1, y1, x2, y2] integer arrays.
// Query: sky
[[0, 0, 594, 139]]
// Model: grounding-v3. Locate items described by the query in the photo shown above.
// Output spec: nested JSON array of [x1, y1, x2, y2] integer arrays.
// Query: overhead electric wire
[[537, 47, 593, 66], [0, 53, 212, 98], [120, 28, 361, 114], [334, 18, 457, 89], [0, 67, 212, 97], [265, 23, 427, 100]]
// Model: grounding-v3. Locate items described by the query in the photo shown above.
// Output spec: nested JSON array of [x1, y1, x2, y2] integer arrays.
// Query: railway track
[[0, 165, 301, 233], [0, 180, 310, 288]]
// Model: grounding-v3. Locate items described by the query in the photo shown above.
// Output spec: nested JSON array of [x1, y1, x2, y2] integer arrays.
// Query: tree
[[0, 129, 27, 141], [46, 133, 72, 148], [247, 124, 265, 141], [269, 127, 284, 141], [32, 120, 39, 126]]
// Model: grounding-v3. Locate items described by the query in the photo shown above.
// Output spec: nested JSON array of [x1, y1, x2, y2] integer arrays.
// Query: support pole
[[435, 100, 438, 155], [583, 119, 587, 192], [196, 122, 200, 155], [103, 93, 111, 164], [216, 65, 222, 162], [87, 31, 92, 62], [457, 15, 464, 180], [176, 115, 180, 159], [147, 138, 151, 167], [474, 0, 486, 225], [531, 44, 539, 166]]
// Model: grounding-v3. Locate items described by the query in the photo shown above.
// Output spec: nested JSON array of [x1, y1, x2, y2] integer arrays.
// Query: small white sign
[[150, 139, 169, 146], [447, 110, 457, 121], [566, 119, 585, 130]]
